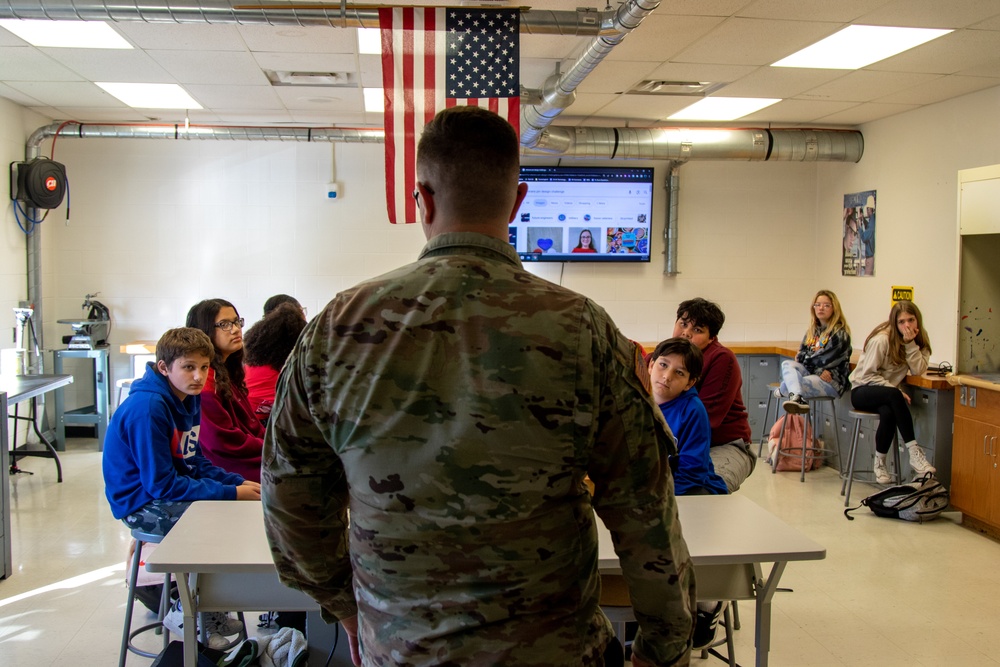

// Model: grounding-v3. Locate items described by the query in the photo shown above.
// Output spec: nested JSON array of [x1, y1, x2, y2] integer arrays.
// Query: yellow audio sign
[[891, 286, 913, 304]]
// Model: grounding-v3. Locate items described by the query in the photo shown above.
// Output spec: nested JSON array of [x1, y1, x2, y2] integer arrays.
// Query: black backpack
[[844, 473, 949, 522]]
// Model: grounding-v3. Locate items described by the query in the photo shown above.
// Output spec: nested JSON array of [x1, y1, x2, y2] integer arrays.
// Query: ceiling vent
[[267, 71, 359, 87], [626, 80, 725, 96]]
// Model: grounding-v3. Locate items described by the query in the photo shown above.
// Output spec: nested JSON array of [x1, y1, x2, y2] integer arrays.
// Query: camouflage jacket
[[262, 232, 695, 666]]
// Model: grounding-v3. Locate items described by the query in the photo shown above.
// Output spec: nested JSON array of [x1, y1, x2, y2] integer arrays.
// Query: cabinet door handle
[[986, 435, 991, 456], [993, 436, 997, 458]]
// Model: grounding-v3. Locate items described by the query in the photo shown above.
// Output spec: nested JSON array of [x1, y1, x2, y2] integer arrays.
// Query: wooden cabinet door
[[951, 416, 997, 521]]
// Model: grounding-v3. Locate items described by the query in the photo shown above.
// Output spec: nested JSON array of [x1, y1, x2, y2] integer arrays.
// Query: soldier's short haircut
[[416, 106, 520, 223], [675, 298, 726, 339], [156, 327, 214, 367], [649, 337, 704, 382]]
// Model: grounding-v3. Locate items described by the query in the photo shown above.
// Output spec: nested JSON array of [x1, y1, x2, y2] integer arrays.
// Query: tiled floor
[[3, 439, 1000, 666]]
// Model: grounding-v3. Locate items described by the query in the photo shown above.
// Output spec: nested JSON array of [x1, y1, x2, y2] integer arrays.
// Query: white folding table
[[598, 494, 826, 667]]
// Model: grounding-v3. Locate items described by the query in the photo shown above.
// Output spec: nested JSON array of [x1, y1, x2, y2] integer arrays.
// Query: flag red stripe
[[379, 8, 397, 224]]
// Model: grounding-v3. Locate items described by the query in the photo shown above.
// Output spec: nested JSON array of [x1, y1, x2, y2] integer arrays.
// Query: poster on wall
[[842, 189, 876, 277]]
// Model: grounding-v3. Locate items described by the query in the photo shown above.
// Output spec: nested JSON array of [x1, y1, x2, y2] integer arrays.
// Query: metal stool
[[841, 409, 902, 507], [120, 530, 172, 667], [770, 395, 841, 482], [758, 383, 782, 459]]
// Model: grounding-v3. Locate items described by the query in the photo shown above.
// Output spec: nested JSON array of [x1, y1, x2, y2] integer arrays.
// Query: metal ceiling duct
[[0, 0, 606, 35], [519, 0, 660, 148], [526, 126, 865, 162]]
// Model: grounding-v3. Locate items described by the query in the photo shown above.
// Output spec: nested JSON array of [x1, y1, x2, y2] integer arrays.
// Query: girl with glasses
[[781, 290, 852, 414], [185, 298, 265, 482]]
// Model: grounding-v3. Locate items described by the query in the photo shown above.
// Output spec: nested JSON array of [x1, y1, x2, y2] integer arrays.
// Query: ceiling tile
[[149, 50, 270, 85], [576, 60, 659, 94], [813, 101, 920, 125], [290, 110, 370, 125], [6, 80, 125, 107], [739, 98, 860, 123], [645, 61, 758, 83], [956, 57, 1000, 77], [49, 106, 164, 123], [604, 15, 726, 63], [591, 94, 695, 122], [237, 25, 359, 54], [184, 84, 284, 110], [272, 85, 363, 112], [252, 52, 359, 75], [657, 0, 755, 16], [798, 70, 941, 103], [855, 0, 1000, 28], [716, 65, 847, 98], [0, 47, 83, 81], [520, 33, 589, 60], [563, 92, 619, 116], [40, 47, 174, 83], [115, 23, 248, 51], [874, 74, 1000, 104], [670, 17, 842, 66], [208, 109, 296, 124], [0, 81, 44, 106], [736, 0, 890, 22]]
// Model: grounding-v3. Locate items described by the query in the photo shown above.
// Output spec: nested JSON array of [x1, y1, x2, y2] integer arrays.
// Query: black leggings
[[851, 385, 915, 454]]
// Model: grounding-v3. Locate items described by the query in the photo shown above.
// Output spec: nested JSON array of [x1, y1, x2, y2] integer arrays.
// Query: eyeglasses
[[412, 183, 435, 201], [214, 317, 245, 332]]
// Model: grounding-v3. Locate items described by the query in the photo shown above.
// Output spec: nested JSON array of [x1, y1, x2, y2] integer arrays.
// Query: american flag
[[379, 7, 520, 224]]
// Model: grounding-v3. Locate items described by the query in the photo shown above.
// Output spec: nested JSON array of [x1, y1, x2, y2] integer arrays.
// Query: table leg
[[29, 397, 62, 483], [753, 561, 787, 667], [174, 572, 199, 667]]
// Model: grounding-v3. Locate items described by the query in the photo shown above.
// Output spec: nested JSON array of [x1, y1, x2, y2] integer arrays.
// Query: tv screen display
[[510, 165, 654, 263]]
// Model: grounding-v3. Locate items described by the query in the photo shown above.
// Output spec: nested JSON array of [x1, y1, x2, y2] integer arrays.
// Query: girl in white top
[[849, 300, 933, 483]]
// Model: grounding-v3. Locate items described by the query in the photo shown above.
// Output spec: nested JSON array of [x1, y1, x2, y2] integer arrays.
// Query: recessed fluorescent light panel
[[0, 19, 132, 49], [97, 83, 202, 109], [772, 25, 952, 70], [358, 27, 381, 55], [363, 87, 384, 112], [668, 97, 780, 121]]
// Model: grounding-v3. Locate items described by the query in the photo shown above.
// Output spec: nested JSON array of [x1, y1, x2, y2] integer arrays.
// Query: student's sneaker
[[162, 602, 236, 649], [205, 612, 244, 637], [907, 444, 936, 476], [782, 393, 809, 415], [873, 455, 892, 484], [692, 601, 727, 650]]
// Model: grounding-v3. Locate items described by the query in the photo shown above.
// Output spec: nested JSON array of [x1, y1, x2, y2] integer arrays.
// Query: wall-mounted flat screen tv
[[510, 165, 654, 263]]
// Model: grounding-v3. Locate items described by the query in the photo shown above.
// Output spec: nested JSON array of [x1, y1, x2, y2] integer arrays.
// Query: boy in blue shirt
[[103, 327, 260, 644], [647, 337, 727, 496]]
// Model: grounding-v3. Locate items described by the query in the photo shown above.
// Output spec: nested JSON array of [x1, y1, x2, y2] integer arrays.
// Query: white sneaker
[[873, 456, 891, 484], [162, 601, 184, 637], [907, 444, 936, 476]]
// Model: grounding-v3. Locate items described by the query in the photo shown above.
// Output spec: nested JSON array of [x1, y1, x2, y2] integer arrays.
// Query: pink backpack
[[767, 414, 823, 472]]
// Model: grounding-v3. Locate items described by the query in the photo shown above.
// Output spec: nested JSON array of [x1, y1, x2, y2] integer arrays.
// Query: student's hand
[[819, 370, 832, 383], [236, 482, 261, 500], [341, 615, 361, 666], [899, 322, 919, 343], [901, 390, 912, 405]]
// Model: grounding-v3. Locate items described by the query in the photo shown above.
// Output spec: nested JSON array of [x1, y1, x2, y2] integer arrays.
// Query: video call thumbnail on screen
[[510, 165, 654, 263]]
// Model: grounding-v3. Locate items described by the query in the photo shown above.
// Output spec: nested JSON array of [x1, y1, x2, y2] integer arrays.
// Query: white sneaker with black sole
[[907, 444, 936, 476], [873, 455, 891, 484], [162, 601, 235, 649]]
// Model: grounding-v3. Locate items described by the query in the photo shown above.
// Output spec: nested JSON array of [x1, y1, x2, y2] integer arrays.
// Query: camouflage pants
[[123, 499, 191, 537]]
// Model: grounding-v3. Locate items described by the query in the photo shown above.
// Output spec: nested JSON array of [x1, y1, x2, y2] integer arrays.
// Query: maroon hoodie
[[199, 368, 265, 482]]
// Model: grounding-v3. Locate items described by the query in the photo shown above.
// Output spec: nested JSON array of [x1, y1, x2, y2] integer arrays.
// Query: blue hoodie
[[103, 362, 244, 520], [658, 387, 729, 496]]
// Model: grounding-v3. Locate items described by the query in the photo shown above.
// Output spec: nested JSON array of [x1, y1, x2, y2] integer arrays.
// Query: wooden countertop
[[946, 374, 1000, 392], [639, 340, 953, 391]]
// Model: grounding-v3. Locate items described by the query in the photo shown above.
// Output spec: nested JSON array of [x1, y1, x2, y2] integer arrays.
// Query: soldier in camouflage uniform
[[262, 106, 695, 667]]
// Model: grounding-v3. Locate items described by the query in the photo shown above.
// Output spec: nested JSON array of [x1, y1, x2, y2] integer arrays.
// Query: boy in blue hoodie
[[103, 327, 260, 645], [647, 337, 727, 496], [104, 327, 260, 531]]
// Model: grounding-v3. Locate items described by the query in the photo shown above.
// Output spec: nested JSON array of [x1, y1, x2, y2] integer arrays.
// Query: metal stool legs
[[119, 531, 171, 667], [758, 383, 782, 459], [841, 410, 902, 507], [770, 395, 840, 482]]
